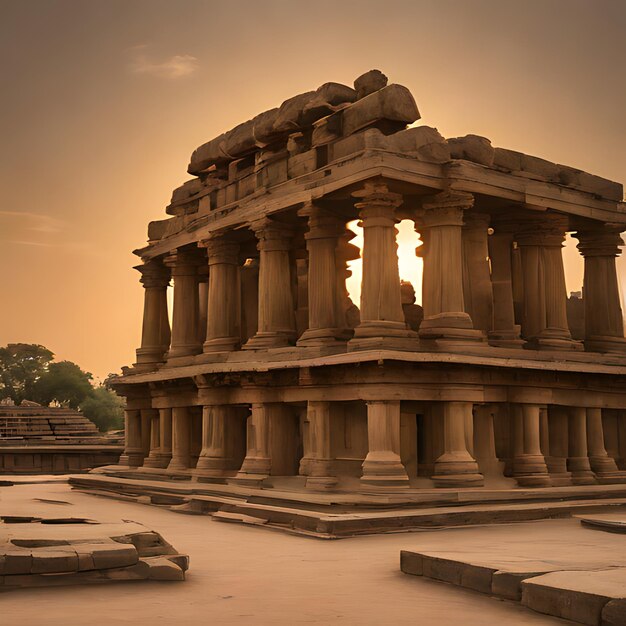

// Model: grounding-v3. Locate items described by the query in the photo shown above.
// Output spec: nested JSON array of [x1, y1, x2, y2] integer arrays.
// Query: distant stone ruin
[[0, 404, 122, 474]]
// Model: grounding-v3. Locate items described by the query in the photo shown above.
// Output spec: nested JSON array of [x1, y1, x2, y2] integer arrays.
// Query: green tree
[[32, 361, 93, 409], [0, 343, 54, 403], [80, 385, 124, 432]]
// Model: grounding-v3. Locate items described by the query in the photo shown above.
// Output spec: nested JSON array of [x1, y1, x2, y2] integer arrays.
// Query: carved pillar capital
[[199, 233, 240, 265], [573, 224, 624, 258], [515, 213, 568, 247], [422, 191, 474, 228], [164, 248, 204, 277], [250, 217, 295, 251], [298, 203, 344, 241], [352, 181, 403, 225], [135, 259, 170, 289]]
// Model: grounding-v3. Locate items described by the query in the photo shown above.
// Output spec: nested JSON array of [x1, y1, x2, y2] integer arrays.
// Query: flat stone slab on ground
[[521, 568, 626, 625], [401, 516, 626, 624], [0, 514, 189, 589], [577, 512, 626, 534]]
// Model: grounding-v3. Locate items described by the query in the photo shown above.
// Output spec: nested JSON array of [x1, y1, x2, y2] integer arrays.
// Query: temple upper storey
[[139, 69, 623, 256]]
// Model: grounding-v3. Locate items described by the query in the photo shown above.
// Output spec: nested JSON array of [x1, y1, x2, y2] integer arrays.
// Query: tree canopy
[[0, 343, 123, 432], [0, 343, 54, 404]]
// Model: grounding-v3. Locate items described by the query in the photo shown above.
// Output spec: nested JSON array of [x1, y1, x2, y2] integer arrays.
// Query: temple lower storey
[[81, 69, 626, 532]]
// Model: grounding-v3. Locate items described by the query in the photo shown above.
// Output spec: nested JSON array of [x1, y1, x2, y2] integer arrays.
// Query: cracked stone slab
[[0, 515, 189, 589]]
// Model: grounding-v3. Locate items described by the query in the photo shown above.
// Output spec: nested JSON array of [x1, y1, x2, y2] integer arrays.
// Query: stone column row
[[134, 193, 626, 362]]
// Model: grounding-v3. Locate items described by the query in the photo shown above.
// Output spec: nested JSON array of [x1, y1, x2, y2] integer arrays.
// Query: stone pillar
[[488, 224, 523, 347], [567, 407, 597, 484], [302, 401, 337, 490], [140, 410, 151, 459], [194, 405, 239, 479], [134, 260, 171, 368], [418, 191, 484, 343], [574, 225, 626, 353], [348, 182, 416, 349], [240, 258, 259, 344], [336, 229, 360, 331], [120, 409, 143, 467], [200, 235, 241, 352], [586, 408, 625, 482], [165, 250, 202, 359], [433, 402, 484, 487], [297, 204, 350, 346], [142, 409, 162, 468], [361, 400, 409, 488], [158, 408, 172, 468], [166, 407, 191, 473], [513, 404, 551, 487], [546, 406, 572, 485], [197, 266, 209, 346], [235, 403, 272, 484], [516, 214, 581, 350], [462, 213, 493, 334], [244, 219, 297, 349]]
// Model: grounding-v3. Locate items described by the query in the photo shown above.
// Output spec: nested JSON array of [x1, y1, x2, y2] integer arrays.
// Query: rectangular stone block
[[31, 550, 79, 574], [89, 544, 138, 570], [400, 550, 423, 576], [2, 550, 33, 575], [342, 84, 419, 136]]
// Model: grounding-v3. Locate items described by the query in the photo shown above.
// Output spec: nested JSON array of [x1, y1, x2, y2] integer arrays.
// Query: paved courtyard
[[0, 479, 575, 625]]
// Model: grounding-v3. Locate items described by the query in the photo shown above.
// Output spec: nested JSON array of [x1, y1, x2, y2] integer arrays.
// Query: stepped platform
[[70, 471, 626, 538]]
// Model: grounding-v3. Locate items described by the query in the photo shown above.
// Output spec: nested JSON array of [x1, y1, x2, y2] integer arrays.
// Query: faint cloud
[[6, 240, 55, 247], [0, 210, 64, 239], [128, 45, 199, 79]]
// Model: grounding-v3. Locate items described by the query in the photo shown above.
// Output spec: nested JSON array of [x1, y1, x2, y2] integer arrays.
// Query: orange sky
[[2, 0, 625, 380]]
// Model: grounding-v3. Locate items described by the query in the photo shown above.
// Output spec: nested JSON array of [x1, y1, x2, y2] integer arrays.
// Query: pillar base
[[524, 329, 583, 351], [154, 454, 172, 469], [243, 331, 295, 350], [135, 346, 167, 367], [131, 362, 163, 373], [142, 453, 164, 469], [297, 327, 351, 347], [419, 313, 485, 343], [166, 459, 191, 474], [348, 321, 419, 352], [432, 453, 484, 488], [567, 457, 597, 484], [545, 457, 573, 486], [584, 335, 626, 354], [229, 473, 268, 487], [119, 451, 144, 468], [589, 456, 626, 483], [361, 453, 409, 489], [513, 454, 552, 487], [202, 337, 240, 353], [166, 345, 202, 359], [193, 456, 237, 479]]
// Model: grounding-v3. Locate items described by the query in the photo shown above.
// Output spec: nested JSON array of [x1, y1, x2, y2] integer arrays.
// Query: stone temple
[[76, 70, 626, 534]]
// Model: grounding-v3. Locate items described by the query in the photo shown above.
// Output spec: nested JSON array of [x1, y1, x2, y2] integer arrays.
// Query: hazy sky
[[1, 0, 625, 380]]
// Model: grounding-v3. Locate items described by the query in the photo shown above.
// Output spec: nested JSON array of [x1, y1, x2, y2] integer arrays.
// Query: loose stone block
[[448, 134, 494, 166], [2, 550, 33, 575], [354, 69, 388, 99], [90, 544, 138, 570], [341, 84, 420, 136], [384, 125, 450, 162], [144, 556, 185, 581], [31, 550, 79, 574]]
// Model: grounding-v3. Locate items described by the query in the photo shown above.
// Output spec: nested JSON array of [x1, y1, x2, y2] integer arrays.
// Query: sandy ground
[[0, 480, 572, 625]]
